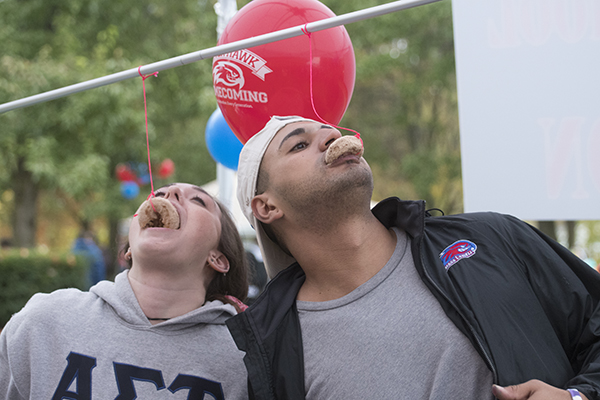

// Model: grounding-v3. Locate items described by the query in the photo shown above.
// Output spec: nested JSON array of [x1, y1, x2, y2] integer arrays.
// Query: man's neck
[[127, 266, 208, 325], [291, 213, 397, 302]]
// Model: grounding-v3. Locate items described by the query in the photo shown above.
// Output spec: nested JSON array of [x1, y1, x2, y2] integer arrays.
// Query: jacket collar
[[371, 197, 427, 240]]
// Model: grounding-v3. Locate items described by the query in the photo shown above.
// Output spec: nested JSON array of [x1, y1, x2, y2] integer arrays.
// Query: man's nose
[[318, 128, 342, 152]]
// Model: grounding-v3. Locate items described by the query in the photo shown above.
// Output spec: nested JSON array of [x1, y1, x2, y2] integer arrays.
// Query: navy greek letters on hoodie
[[52, 352, 225, 400]]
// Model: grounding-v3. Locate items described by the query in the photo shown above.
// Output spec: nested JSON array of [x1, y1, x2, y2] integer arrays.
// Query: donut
[[325, 135, 364, 165], [138, 197, 180, 229]]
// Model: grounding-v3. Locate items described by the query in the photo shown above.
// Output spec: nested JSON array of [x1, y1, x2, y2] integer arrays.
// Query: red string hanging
[[301, 24, 363, 147], [134, 66, 159, 216], [138, 66, 159, 195]]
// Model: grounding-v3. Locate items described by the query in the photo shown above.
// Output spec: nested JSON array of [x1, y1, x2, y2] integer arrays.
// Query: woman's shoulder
[[32, 285, 91, 302], [9, 287, 95, 326]]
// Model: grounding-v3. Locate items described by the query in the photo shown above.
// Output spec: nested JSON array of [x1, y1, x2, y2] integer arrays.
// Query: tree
[[1, 0, 460, 265], [0, 0, 221, 270], [334, 0, 461, 213]]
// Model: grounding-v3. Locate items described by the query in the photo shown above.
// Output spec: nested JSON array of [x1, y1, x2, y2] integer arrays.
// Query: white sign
[[452, 0, 600, 220]]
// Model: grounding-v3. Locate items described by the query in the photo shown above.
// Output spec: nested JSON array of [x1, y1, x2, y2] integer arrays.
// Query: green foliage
[[232, 0, 461, 213], [0, 249, 87, 327], [0, 0, 462, 250], [0, 0, 221, 247], [322, 0, 462, 213], [1, 0, 597, 261]]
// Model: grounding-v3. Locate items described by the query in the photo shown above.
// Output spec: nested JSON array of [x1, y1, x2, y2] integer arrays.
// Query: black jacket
[[227, 197, 600, 400]]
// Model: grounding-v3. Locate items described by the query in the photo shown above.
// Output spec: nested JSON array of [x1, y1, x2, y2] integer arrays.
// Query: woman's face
[[128, 183, 223, 267]]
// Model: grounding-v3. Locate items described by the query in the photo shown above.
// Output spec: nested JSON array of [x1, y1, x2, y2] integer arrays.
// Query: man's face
[[259, 121, 373, 216]]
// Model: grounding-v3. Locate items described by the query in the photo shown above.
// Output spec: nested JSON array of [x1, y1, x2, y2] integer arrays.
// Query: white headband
[[237, 115, 315, 277]]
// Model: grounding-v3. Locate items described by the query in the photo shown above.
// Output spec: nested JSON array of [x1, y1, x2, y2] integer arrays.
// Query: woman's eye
[[192, 196, 206, 206]]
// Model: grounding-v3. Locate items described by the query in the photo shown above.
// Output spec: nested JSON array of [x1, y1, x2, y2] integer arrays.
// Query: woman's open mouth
[[138, 197, 180, 230]]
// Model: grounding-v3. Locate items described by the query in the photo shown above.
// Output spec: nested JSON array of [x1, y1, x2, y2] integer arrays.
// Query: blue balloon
[[120, 181, 139, 200], [138, 173, 151, 186], [205, 108, 243, 171]]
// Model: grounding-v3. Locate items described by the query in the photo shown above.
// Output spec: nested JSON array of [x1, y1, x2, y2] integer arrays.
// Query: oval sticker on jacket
[[440, 240, 477, 270]]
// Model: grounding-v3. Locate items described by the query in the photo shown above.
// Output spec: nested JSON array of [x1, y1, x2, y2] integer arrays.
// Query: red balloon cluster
[[115, 164, 137, 182], [213, 0, 356, 143], [115, 159, 175, 184], [158, 159, 175, 179]]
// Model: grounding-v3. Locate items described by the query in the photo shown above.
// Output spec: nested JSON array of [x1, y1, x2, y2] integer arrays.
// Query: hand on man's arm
[[492, 380, 588, 400]]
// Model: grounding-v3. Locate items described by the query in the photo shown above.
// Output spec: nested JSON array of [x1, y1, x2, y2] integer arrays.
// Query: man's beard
[[276, 163, 374, 230]]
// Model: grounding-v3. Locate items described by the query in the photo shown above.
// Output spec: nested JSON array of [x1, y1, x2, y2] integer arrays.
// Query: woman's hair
[[205, 199, 249, 311], [121, 195, 249, 312]]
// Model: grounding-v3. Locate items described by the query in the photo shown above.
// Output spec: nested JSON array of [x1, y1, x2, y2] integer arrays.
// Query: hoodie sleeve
[[1, 319, 27, 400]]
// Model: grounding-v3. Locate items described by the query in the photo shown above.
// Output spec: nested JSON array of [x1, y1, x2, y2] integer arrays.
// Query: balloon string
[[138, 66, 159, 213], [301, 24, 363, 147], [133, 192, 157, 218]]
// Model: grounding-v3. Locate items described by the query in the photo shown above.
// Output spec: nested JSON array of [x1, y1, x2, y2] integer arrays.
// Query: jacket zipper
[[419, 249, 499, 384]]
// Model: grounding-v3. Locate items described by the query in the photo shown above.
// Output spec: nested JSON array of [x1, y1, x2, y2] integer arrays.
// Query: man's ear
[[251, 193, 284, 224], [207, 251, 230, 274]]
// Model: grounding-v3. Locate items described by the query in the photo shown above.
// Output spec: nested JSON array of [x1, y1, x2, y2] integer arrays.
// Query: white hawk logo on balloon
[[213, 61, 246, 90]]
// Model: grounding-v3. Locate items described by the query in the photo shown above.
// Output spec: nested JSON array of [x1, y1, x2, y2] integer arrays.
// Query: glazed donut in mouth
[[138, 197, 180, 229], [325, 135, 364, 165]]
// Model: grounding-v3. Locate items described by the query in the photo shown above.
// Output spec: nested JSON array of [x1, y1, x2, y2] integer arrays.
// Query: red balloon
[[158, 159, 175, 179], [213, 0, 355, 143], [115, 164, 136, 182]]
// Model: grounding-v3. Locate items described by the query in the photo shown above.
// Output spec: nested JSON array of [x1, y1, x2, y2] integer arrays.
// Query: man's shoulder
[[427, 209, 524, 228], [372, 196, 527, 237]]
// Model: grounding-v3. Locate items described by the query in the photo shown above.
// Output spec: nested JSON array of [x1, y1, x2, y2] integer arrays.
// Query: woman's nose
[[318, 127, 342, 152], [164, 185, 183, 203]]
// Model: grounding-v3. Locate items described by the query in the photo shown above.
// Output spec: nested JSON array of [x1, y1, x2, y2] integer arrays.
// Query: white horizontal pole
[[0, 0, 443, 114]]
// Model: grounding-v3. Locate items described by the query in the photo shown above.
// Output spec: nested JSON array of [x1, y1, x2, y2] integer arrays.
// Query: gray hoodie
[[0, 270, 248, 399]]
